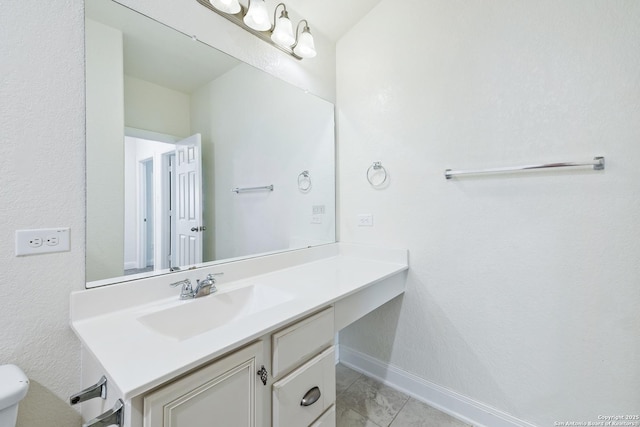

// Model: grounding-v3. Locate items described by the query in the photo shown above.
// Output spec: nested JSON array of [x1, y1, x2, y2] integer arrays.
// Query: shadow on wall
[[338, 269, 522, 417], [340, 291, 405, 363], [18, 381, 81, 427]]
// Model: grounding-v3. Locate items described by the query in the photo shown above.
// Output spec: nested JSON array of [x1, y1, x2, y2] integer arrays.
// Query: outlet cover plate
[[357, 214, 374, 227], [16, 228, 70, 256]]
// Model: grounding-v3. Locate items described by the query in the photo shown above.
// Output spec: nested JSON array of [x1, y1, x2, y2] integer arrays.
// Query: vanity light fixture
[[243, 0, 270, 31], [197, 0, 316, 60], [209, 0, 241, 14], [292, 20, 316, 58], [271, 4, 295, 47]]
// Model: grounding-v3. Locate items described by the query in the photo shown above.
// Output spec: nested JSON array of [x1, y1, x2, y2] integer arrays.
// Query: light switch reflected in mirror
[[85, 0, 335, 288]]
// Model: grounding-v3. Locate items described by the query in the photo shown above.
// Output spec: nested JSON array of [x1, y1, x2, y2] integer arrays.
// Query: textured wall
[[1, 0, 335, 426], [337, 1, 640, 425], [0, 1, 86, 426]]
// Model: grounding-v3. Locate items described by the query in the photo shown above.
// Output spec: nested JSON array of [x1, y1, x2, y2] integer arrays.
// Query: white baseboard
[[339, 345, 538, 427]]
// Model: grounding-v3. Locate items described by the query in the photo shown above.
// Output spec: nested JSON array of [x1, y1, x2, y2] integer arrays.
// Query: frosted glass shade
[[294, 29, 316, 58], [271, 15, 295, 47], [209, 0, 241, 14], [243, 0, 270, 31]]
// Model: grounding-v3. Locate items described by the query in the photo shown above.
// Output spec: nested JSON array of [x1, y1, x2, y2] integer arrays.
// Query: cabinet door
[[144, 341, 265, 427]]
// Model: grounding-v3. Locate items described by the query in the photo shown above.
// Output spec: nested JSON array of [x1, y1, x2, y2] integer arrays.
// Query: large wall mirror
[[85, 0, 335, 288]]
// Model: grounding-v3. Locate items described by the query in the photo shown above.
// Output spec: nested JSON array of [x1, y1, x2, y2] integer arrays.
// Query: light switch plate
[[357, 214, 374, 227], [16, 228, 70, 256]]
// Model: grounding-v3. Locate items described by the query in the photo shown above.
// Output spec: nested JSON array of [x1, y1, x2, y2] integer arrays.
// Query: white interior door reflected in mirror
[[174, 134, 204, 268]]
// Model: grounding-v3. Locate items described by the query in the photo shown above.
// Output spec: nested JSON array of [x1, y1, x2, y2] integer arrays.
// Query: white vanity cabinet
[[142, 340, 268, 427], [143, 341, 268, 427], [271, 307, 336, 427], [138, 307, 336, 427], [72, 244, 408, 427]]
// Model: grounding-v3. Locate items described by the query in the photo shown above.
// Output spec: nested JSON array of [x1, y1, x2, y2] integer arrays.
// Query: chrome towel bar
[[445, 156, 604, 179], [231, 185, 274, 193]]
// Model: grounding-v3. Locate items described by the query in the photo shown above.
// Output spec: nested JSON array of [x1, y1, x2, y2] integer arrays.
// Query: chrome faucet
[[170, 278, 194, 300], [170, 273, 224, 300], [194, 273, 219, 297]]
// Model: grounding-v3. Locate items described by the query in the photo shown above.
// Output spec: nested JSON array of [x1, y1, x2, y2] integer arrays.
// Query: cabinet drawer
[[272, 346, 335, 427], [310, 406, 336, 427], [272, 307, 334, 378]]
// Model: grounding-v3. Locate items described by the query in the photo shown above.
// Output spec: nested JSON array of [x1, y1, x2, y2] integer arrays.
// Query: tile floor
[[335, 364, 472, 427]]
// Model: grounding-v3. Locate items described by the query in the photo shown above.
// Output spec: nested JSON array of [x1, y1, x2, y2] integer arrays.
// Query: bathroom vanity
[[70, 243, 408, 426], [77, 1, 405, 424]]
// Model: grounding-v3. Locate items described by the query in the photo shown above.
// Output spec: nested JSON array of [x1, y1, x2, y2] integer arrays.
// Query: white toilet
[[0, 365, 29, 427]]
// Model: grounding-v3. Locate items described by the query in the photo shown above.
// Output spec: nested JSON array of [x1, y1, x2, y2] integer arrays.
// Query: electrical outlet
[[29, 237, 43, 248], [312, 205, 325, 215], [357, 214, 374, 227], [45, 236, 59, 246], [16, 228, 70, 256]]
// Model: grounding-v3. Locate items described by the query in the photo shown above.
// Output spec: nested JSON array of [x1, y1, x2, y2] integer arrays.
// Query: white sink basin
[[138, 285, 294, 340]]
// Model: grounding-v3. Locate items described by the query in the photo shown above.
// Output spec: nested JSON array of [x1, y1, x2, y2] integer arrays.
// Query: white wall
[[116, 0, 336, 103], [0, 1, 335, 426], [124, 75, 191, 138], [86, 19, 125, 282], [337, 1, 640, 426], [0, 1, 85, 426], [191, 63, 335, 260]]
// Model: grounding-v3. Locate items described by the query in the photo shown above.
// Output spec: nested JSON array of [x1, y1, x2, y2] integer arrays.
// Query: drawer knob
[[300, 386, 321, 407]]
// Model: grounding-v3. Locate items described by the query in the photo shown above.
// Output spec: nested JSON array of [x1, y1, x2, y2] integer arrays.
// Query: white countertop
[[71, 243, 408, 399]]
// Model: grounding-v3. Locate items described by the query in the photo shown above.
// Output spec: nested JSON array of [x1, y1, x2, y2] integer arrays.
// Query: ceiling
[[282, 0, 383, 41], [87, 0, 240, 93]]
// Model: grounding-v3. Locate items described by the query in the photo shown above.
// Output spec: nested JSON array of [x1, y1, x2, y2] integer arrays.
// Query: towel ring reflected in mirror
[[366, 161, 388, 187], [298, 170, 312, 192]]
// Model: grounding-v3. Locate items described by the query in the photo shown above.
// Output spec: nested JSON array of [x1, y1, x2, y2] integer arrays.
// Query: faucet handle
[[205, 272, 224, 282], [170, 278, 191, 288], [170, 279, 194, 300]]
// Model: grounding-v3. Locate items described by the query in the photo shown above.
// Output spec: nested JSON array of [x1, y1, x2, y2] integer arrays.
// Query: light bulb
[[271, 12, 295, 47], [209, 0, 241, 14], [294, 26, 316, 58], [243, 0, 270, 31]]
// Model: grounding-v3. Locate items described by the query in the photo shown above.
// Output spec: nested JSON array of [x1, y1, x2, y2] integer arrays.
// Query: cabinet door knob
[[257, 366, 268, 386], [300, 386, 321, 406]]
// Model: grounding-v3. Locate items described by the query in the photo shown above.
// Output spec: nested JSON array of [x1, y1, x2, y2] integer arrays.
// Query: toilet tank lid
[[0, 365, 29, 409]]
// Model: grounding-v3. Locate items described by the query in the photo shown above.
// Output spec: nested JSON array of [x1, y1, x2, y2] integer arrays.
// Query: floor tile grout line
[[337, 374, 390, 427], [341, 371, 411, 427], [337, 364, 473, 427], [337, 371, 363, 397], [346, 405, 383, 427], [386, 395, 411, 427]]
